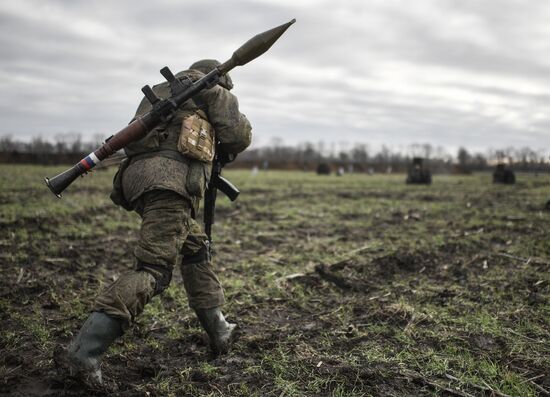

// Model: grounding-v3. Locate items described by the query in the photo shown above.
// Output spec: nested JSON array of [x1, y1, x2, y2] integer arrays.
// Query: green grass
[[0, 165, 549, 396]]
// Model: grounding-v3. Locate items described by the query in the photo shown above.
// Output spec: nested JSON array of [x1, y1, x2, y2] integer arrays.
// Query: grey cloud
[[0, 0, 549, 153]]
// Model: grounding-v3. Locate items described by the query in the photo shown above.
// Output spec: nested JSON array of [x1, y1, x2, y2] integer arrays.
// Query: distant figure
[[336, 166, 345, 176], [493, 163, 515, 184], [317, 163, 331, 175], [406, 157, 432, 185], [368, 167, 374, 175], [251, 165, 259, 176], [386, 166, 392, 174]]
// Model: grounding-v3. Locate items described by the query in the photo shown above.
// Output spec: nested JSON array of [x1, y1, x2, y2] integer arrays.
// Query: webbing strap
[[128, 148, 188, 165]]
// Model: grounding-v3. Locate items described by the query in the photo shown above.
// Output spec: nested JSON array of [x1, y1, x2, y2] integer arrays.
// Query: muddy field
[[0, 165, 549, 396]]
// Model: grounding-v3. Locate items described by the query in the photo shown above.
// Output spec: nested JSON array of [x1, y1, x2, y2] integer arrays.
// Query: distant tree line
[[0, 134, 101, 165], [234, 140, 550, 174], [0, 135, 548, 173]]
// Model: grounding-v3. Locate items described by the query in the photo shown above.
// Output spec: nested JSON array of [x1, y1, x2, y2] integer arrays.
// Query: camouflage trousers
[[93, 190, 225, 328]]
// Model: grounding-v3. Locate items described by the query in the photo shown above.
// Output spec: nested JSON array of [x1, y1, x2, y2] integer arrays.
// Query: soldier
[[493, 163, 516, 184], [406, 157, 432, 184], [55, 59, 252, 387]]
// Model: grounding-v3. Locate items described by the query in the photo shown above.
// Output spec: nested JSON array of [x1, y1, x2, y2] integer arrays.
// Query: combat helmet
[[189, 59, 234, 91]]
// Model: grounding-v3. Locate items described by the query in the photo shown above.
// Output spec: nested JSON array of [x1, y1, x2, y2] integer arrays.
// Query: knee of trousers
[[181, 244, 210, 267], [93, 270, 157, 328], [137, 261, 173, 295]]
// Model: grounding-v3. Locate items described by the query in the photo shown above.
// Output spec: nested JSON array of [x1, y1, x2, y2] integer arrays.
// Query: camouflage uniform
[[54, 61, 250, 387], [94, 67, 251, 328]]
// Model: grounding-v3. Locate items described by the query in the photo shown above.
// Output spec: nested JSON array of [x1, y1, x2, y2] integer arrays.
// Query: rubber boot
[[54, 311, 123, 388], [194, 307, 236, 355]]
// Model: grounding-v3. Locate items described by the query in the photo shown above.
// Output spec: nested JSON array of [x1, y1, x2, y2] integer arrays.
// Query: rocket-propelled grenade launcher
[[44, 19, 296, 197]]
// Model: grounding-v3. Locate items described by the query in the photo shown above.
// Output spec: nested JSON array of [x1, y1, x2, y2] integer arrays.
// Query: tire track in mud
[[284, 242, 550, 393]]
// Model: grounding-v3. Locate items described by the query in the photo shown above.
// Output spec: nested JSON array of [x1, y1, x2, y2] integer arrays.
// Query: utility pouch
[[109, 158, 132, 211], [186, 161, 207, 198], [177, 111, 215, 163]]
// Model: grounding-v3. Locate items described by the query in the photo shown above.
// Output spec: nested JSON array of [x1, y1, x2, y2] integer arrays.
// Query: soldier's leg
[[180, 221, 225, 309], [57, 190, 191, 386], [180, 220, 235, 355], [94, 190, 192, 325]]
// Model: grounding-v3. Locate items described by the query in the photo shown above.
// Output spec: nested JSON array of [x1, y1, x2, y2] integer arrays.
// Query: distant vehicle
[[493, 163, 515, 184], [406, 157, 432, 184], [316, 163, 331, 175]]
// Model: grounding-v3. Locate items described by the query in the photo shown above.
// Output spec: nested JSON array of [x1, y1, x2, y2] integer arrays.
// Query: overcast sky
[[1, 0, 549, 154]]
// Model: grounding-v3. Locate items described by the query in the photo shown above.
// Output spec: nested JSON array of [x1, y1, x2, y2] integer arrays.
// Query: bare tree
[[0, 136, 15, 151], [457, 147, 471, 169]]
